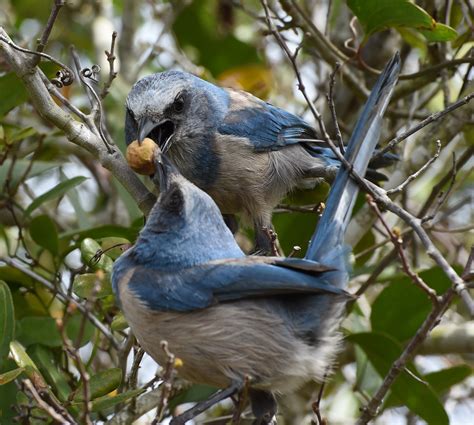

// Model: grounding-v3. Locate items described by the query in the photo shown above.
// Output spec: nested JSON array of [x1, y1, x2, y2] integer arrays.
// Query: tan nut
[[126, 138, 157, 175]]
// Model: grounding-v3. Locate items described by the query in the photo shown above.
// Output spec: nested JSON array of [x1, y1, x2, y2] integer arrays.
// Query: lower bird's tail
[[305, 54, 401, 275]]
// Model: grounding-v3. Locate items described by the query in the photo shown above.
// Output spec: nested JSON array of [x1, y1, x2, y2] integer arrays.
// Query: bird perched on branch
[[113, 54, 400, 424], [124, 63, 397, 253]]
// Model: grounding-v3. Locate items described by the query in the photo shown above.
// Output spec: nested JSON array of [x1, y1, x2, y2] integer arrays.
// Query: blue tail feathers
[[305, 54, 401, 267]]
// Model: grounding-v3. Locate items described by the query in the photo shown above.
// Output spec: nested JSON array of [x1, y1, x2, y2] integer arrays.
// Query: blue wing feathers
[[126, 260, 349, 313], [218, 93, 316, 151]]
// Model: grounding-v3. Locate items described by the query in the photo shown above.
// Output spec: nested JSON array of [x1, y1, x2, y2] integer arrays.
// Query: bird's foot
[[170, 380, 243, 424]]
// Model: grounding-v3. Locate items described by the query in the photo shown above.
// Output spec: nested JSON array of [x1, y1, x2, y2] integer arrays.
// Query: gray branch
[[0, 27, 156, 216]]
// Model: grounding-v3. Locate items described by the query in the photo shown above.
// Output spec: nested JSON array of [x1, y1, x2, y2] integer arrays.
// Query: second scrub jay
[[124, 63, 397, 253], [113, 54, 400, 424]]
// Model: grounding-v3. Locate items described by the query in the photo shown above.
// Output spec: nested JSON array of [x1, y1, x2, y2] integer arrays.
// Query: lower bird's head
[[133, 147, 244, 265], [125, 70, 229, 154]]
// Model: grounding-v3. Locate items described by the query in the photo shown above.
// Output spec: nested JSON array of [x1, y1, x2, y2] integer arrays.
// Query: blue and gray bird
[[114, 54, 400, 424], [124, 63, 396, 253]]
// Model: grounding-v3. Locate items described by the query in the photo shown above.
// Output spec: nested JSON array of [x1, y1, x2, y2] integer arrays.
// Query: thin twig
[[128, 346, 145, 414], [35, 0, 65, 55], [152, 341, 178, 424], [262, 227, 280, 256], [100, 31, 118, 99], [312, 375, 328, 425], [0, 34, 74, 87], [377, 91, 474, 159], [386, 140, 442, 195], [24, 379, 75, 424], [70, 46, 114, 154], [367, 196, 440, 305], [40, 70, 89, 121], [59, 315, 93, 425], [262, 0, 375, 201], [421, 153, 457, 223], [327, 62, 345, 154], [0, 256, 119, 349], [356, 285, 458, 424]]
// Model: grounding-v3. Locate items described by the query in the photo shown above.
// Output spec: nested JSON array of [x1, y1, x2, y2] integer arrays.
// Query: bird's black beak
[[138, 117, 175, 152], [153, 148, 179, 193]]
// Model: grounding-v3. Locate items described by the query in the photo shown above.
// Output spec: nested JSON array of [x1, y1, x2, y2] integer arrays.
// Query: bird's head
[[133, 148, 243, 266], [125, 70, 229, 154]]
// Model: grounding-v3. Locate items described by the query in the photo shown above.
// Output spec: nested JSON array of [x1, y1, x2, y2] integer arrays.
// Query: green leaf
[[0, 367, 24, 385], [111, 313, 128, 331], [28, 345, 71, 401], [73, 273, 113, 299], [100, 237, 131, 260], [0, 73, 29, 116], [0, 159, 61, 190], [85, 388, 145, 412], [0, 359, 20, 423], [2, 127, 38, 145], [18, 316, 62, 347], [349, 332, 449, 425], [347, 0, 457, 42], [173, 0, 261, 75], [385, 365, 472, 408], [74, 368, 122, 401], [64, 314, 95, 347], [80, 238, 113, 273], [169, 384, 217, 410], [397, 28, 427, 55], [273, 212, 319, 257], [9, 341, 48, 389], [0, 281, 15, 366], [18, 315, 94, 348], [425, 365, 472, 394], [371, 267, 451, 342], [354, 230, 375, 268], [25, 176, 87, 216], [0, 267, 33, 288], [29, 215, 59, 255], [420, 23, 458, 42]]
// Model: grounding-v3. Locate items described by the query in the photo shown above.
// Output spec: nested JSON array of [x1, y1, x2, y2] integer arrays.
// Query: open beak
[[138, 117, 175, 153]]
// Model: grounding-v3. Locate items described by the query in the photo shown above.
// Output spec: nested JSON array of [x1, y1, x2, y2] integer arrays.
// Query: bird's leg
[[249, 389, 277, 425], [253, 225, 279, 256], [170, 380, 243, 425]]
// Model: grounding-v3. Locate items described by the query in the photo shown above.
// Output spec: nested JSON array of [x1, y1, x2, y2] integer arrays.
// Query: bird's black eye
[[173, 94, 185, 113]]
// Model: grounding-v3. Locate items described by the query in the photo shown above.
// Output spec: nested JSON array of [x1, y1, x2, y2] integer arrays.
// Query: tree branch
[[0, 27, 156, 216]]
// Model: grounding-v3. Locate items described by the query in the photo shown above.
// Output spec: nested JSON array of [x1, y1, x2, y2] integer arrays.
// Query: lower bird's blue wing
[[119, 257, 349, 313]]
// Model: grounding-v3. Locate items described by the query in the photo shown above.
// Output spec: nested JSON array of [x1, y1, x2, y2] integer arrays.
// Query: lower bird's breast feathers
[[120, 287, 344, 392]]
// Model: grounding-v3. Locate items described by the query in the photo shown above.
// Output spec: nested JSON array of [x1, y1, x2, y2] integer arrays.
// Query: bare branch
[[101, 31, 118, 100], [367, 195, 440, 305], [24, 379, 75, 425], [386, 140, 441, 195], [0, 27, 156, 215], [377, 91, 474, 159], [327, 62, 345, 153], [35, 0, 65, 56]]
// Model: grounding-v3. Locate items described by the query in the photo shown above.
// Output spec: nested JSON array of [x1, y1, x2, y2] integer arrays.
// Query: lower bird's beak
[[138, 117, 175, 153], [153, 148, 179, 192]]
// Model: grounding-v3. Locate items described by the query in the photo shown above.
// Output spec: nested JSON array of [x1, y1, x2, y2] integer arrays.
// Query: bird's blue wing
[[120, 257, 349, 313], [218, 89, 318, 151]]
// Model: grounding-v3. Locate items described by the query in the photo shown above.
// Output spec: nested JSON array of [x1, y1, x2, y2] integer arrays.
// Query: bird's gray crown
[[126, 70, 229, 117]]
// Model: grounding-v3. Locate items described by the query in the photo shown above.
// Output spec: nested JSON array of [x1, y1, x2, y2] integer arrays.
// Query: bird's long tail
[[305, 54, 401, 277]]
